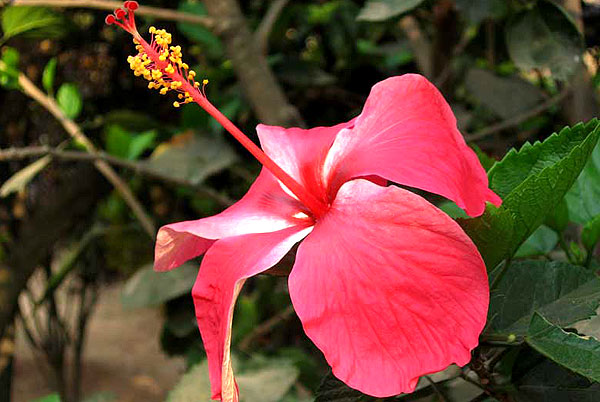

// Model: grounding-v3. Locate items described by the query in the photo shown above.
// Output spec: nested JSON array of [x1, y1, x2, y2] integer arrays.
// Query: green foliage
[[167, 357, 299, 402], [514, 225, 558, 258], [121, 262, 198, 309], [582, 214, 600, 252], [56, 83, 82, 119], [487, 261, 600, 337], [465, 68, 544, 120], [177, 1, 222, 58], [0, 46, 20, 89], [460, 120, 600, 269], [42, 57, 57, 95], [505, 0, 583, 80], [565, 141, 600, 224], [32, 395, 61, 402], [526, 313, 600, 383], [147, 133, 238, 186], [314, 372, 368, 402], [0, 6, 65, 41], [455, 0, 508, 25], [356, 0, 425, 21], [104, 125, 156, 160]]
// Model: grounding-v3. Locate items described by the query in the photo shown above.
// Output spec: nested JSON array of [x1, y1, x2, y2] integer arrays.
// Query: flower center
[[106, 1, 329, 218]]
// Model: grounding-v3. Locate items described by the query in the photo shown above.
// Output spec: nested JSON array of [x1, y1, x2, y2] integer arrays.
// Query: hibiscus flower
[[107, 3, 502, 400]]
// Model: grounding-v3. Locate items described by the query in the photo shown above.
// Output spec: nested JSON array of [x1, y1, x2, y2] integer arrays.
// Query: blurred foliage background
[[1, 0, 600, 401]]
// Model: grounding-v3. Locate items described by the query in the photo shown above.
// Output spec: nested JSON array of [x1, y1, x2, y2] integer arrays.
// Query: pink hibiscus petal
[[323, 74, 501, 217], [257, 120, 355, 203], [155, 168, 312, 272], [193, 225, 313, 401], [289, 179, 488, 397]]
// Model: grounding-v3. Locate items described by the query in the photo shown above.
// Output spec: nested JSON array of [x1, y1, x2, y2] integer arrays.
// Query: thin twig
[[0, 146, 234, 207], [238, 304, 295, 352], [9, 0, 219, 31], [465, 88, 571, 142], [254, 0, 289, 55], [0, 60, 156, 238]]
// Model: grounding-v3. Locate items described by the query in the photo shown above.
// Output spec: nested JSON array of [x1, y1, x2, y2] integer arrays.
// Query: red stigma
[[105, 1, 139, 34], [115, 9, 126, 19], [124, 1, 139, 10]]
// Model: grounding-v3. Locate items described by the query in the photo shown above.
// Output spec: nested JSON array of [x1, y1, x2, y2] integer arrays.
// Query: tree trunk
[[202, 0, 304, 127]]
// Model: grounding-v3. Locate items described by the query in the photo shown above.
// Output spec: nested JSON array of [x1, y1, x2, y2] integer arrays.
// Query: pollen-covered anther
[[108, 4, 209, 108]]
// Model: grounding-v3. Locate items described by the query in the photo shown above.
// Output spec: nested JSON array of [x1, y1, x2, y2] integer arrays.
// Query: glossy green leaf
[[357, 0, 425, 22], [526, 313, 600, 383], [1, 6, 65, 40], [488, 261, 600, 337], [505, 0, 583, 79], [42, 57, 57, 95], [56, 83, 82, 119], [121, 262, 198, 309], [582, 214, 600, 252], [0, 156, 51, 197], [565, 140, 600, 224], [460, 120, 600, 269], [515, 225, 558, 257]]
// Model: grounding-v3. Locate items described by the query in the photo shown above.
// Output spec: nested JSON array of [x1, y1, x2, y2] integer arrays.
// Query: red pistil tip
[[115, 8, 126, 19], [105, 15, 116, 25], [124, 1, 139, 10]]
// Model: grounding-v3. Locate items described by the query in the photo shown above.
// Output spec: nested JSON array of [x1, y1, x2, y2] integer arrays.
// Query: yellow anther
[[148, 82, 155, 89], [152, 70, 162, 80], [173, 101, 180, 108], [160, 87, 169, 95], [181, 63, 189, 70], [202, 79, 209, 85], [188, 70, 196, 78], [194, 82, 200, 88], [149, 26, 156, 34], [165, 64, 175, 74]]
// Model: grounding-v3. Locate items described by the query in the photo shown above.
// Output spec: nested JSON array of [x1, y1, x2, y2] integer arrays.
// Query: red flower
[[107, 3, 501, 400]]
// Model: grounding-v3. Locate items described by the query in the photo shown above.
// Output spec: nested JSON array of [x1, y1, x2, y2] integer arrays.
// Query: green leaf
[[465, 68, 544, 120], [32, 395, 61, 402], [545, 198, 569, 233], [438, 200, 468, 219], [516, 360, 600, 402], [315, 371, 367, 402], [0, 156, 51, 197], [56, 83, 82, 119], [471, 144, 497, 172], [455, 0, 508, 25], [121, 262, 198, 309], [515, 225, 558, 257], [146, 132, 238, 186], [526, 313, 600, 383], [488, 261, 600, 336], [42, 57, 57, 95], [505, 0, 583, 79], [105, 125, 156, 160], [0, 46, 20, 89], [357, 0, 425, 22], [167, 358, 299, 402], [582, 214, 600, 252], [177, 1, 222, 58], [1, 6, 65, 41], [460, 120, 600, 269], [565, 140, 600, 224]]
